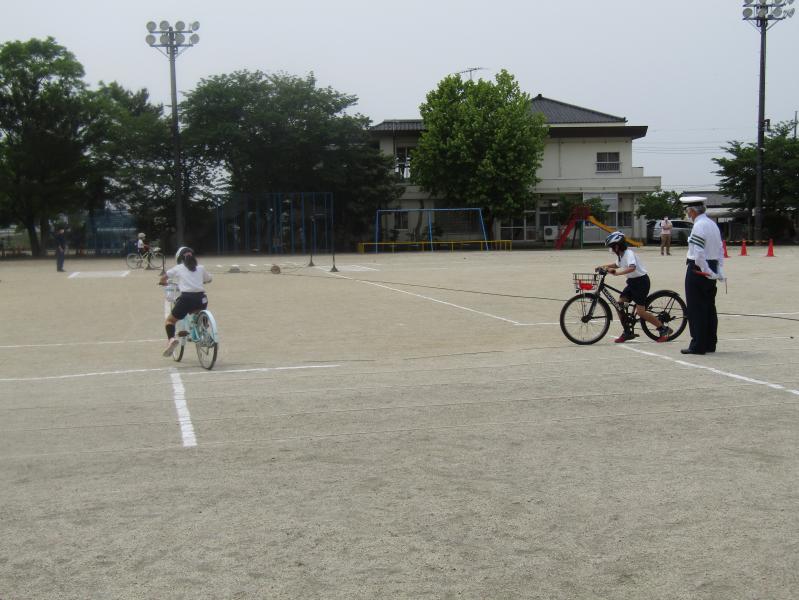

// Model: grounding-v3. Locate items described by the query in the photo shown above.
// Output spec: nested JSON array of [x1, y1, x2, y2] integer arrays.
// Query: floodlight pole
[[742, 1, 795, 242], [145, 21, 200, 249]]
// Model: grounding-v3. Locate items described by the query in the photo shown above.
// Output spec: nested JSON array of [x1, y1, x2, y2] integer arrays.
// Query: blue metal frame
[[374, 207, 489, 253]]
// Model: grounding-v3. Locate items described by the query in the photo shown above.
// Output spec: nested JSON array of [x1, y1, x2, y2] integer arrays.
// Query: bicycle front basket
[[573, 272, 599, 292], [164, 283, 179, 303]]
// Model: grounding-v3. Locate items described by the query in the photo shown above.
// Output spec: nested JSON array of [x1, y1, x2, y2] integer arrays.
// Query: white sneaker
[[163, 338, 179, 357]]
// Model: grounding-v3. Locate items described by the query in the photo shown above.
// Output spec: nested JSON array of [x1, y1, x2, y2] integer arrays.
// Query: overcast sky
[[4, 0, 798, 191]]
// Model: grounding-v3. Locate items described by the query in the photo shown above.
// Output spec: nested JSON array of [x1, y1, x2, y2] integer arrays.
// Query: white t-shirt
[[137, 239, 145, 250], [167, 263, 212, 293], [616, 248, 647, 279]]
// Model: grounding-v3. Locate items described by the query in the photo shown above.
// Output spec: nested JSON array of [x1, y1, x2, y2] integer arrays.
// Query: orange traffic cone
[[723, 240, 729, 258], [765, 239, 775, 257], [740, 240, 748, 256]]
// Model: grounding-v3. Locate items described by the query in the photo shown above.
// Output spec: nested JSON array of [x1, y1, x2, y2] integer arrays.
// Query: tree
[[634, 190, 682, 220], [412, 70, 548, 232], [714, 122, 799, 237], [552, 195, 608, 224], [0, 38, 90, 255], [181, 70, 399, 248]]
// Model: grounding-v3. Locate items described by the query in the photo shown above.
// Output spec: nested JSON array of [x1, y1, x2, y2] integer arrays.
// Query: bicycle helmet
[[605, 231, 626, 247], [138, 232, 146, 239], [175, 246, 193, 264]]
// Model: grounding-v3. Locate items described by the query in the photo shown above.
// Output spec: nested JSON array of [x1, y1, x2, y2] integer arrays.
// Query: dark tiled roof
[[372, 95, 629, 132], [371, 119, 424, 132], [530, 95, 626, 124]]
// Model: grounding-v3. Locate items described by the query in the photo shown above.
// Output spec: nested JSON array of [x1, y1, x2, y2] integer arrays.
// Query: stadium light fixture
[[741, 1, 794, 243], [144, 20, 201, 248]]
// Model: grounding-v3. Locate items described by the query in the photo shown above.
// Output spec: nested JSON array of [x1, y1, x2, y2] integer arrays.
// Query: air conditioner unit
[[543, 226, 559, 241]]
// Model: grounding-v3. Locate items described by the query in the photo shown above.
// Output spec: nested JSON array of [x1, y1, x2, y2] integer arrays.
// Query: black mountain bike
[[559, 268, 688, 345]]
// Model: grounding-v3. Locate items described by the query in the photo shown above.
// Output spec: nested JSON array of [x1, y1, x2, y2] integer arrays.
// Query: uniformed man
[[680, 196, 725, 355]]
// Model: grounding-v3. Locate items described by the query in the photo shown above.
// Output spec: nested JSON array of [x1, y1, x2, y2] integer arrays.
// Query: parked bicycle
[[559, 268, 687, 345], [127, 247, 164, 270], [164, 281, 219, 369]]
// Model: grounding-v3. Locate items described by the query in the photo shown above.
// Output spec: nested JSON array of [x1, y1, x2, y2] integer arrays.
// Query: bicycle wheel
[[641, 290, 688, 341], [126, 253, 142, 269], [151, 252, 164, 270], [559, 293, 611, 345], [195, 310, 218, 370]]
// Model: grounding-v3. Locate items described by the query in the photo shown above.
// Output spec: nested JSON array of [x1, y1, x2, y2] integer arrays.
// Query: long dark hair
[[183, 252, 198, 272]]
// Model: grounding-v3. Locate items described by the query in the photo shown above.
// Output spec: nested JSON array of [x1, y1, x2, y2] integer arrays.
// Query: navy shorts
[[171, 292, 208, 320], [621, 275, 650, 305]]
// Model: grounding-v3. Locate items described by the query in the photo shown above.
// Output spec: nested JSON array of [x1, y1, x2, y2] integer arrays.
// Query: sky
[[3, 0, 798, 192]]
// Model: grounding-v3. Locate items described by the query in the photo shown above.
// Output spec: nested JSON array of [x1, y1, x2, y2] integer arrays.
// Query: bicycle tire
[[559, 293, 611, 345], [195, 310, 218, 370], [172, 339, 185, 362], [641, 290, 688, 341], [126, 253, 142, 269], [149, 252, 164, 270]]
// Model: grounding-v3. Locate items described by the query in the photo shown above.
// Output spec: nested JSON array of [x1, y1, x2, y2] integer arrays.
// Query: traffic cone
[[765, 239, 775, 257], [740, 240, 748, 256], [723, 240, 729, 258]]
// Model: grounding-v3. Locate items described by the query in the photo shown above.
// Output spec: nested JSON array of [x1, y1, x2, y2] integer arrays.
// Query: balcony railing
[[596, 161, 621, 173]]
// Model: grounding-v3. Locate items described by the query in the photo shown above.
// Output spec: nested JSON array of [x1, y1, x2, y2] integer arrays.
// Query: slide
[[586, 215, 643, 247]]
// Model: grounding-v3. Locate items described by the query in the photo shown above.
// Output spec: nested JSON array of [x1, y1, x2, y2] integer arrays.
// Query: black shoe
[[680, 348, 705, 355]]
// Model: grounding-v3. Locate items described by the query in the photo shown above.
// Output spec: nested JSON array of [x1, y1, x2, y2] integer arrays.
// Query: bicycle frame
[[579, 271, 638, 330]]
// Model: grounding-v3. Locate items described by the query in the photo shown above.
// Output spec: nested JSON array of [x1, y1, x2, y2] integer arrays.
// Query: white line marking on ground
[[514, 321, 560, 327], [620, 345, 799, 396], [181, 364, 339, 376], [0, 338, 162, 350], [329, 272, 521, 325], [170, 369, 197, 447], [67, 271, 130, 278], [0, 364, 339, 383]]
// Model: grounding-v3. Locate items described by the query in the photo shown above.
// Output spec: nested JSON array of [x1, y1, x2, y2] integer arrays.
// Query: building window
[[395, 147, 414, 180], [394, 211, 408, 230], [618, 211, 633, 227], [596, 152, 620, 173]]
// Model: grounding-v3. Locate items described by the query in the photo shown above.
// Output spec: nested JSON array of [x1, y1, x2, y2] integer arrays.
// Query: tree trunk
[[24, 220, 41, 256], [39, 216, 50, 257]]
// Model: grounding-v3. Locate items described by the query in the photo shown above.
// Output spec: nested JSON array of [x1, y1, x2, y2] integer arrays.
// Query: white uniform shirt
[[167, 263, 212, 293], [686, 213, 724, 274], [137, 239, 145, 250], [617, 248, 647, 279]]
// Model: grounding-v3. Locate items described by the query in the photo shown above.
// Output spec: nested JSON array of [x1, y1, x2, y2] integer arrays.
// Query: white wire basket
[[164, 283, 179, 303]]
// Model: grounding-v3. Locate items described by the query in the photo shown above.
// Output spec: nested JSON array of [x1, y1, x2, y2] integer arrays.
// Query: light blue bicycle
[[165, 282, 219, 369]]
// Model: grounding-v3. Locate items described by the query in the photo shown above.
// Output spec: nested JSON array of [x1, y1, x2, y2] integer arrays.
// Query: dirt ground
[[1, 245, 798, 599]]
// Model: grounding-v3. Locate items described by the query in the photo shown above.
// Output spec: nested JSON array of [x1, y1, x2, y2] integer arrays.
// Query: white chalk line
[[170, 368, 197, 447], [619, 345, 799, 396], [0, 364, 340, 383], [329, 272, 521, 325], [0, 338, 163, 350]]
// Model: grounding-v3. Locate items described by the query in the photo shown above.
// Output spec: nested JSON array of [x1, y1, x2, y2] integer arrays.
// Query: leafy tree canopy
[[714, 121, 799, 217], [634, 190, 682, 220], [412, 70, 548, 220]]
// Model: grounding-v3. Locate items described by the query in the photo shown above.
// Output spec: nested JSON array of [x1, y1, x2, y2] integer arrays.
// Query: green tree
[[181, 70, 399, 248], [0, 37, 90, 255], [553, 195, 608, 224], [714, 122, 799, 237], [634, 190, 682, 220], [412, 70, 548, 232]]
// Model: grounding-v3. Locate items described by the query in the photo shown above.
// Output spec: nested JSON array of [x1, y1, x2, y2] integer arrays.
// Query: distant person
[[680, 197, 725, 355], [159, 247, 212, 357], [659, 216, 673, 256], [598, 231, 673, 343], [137, 232, 149, 255], [55, 228, 66, 272]]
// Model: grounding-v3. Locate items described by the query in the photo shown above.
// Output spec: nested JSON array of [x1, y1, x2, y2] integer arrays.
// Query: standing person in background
[[55, 227, 66, 272], [660, 216, 673, 256], [681, 197, 725, 355]]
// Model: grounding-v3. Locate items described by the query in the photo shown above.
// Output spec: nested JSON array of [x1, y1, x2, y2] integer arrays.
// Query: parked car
[[652, 219, 693, 244]]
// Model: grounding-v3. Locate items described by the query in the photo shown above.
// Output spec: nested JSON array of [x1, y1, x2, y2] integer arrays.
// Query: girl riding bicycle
[[159, 246, 212, 356], [599, 231, 672, 343]]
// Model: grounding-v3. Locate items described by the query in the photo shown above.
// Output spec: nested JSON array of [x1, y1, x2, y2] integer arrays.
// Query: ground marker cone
[[766, 239, 775, 257], [723, 240, 729, 258], [740, 240, 748, 256]]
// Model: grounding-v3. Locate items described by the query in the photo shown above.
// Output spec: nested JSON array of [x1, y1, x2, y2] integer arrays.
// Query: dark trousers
[[56, 248, 65, 271], [685, 261, 718, 352]]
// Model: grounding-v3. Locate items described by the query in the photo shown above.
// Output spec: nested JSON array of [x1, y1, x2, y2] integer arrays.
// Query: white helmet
[[605, 231, 626, 247], [138, 232, 146, 239], [175, 246, 193, 264]]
